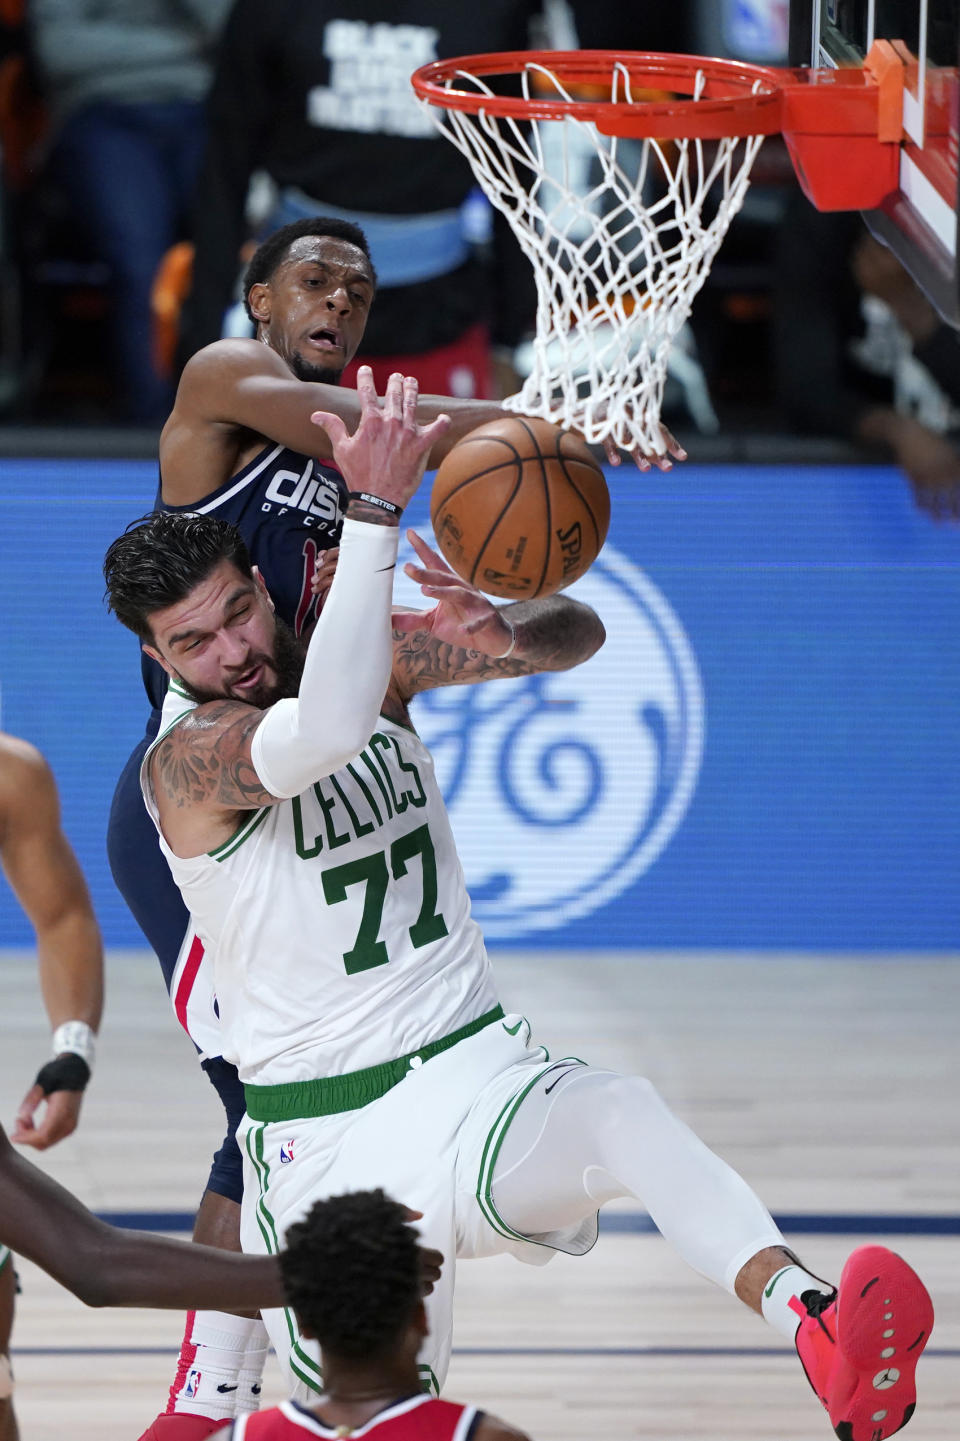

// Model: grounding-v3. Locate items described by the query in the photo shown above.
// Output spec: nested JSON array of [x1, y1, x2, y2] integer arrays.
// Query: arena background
[[1, 454, 957, 952]]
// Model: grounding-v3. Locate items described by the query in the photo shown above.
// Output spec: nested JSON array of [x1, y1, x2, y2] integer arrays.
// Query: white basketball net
[[420, 61, 767, 455]]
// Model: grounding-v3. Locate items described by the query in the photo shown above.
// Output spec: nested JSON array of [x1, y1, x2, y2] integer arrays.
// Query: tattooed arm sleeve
[[250, 518, 398, 797], [394, 595, 605, 696]]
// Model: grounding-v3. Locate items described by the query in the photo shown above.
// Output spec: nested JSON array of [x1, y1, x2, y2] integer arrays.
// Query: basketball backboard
[[790, 0, 960, 323]]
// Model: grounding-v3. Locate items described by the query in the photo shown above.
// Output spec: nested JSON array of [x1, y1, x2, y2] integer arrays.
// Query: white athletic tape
[[52, 1020, 96, 1070], [0, 1354, 14, 1400]]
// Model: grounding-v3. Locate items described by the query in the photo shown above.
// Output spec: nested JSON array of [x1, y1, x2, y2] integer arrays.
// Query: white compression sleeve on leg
[[251, 518, 398, 798], [490, 1068, 786, 1295]]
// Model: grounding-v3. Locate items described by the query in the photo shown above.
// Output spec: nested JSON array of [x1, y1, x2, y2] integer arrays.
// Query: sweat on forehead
[[282, 235, 373, 277]]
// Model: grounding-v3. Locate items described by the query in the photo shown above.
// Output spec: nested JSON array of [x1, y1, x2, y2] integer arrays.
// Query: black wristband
[[348, 491, 403, 518], [35, 1053, 91, 1095]]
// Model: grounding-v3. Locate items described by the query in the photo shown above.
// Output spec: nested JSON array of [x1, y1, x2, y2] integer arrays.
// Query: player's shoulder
[[0, 732, 53, 801], [150, 700, 265, 799], [171, 338, 293, 433], [0, 734, 56, 842], [181, 336, 288, 388], [0, 730, 44, 772]]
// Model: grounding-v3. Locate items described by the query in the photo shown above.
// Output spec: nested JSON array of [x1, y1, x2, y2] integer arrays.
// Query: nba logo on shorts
[[280, 1140, 295, 1164], [396, 538, 704, 939], [184, 1369, 202, 1399]]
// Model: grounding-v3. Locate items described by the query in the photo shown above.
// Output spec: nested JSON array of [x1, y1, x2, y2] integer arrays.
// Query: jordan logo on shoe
[[794, 1245, 933, 1441]]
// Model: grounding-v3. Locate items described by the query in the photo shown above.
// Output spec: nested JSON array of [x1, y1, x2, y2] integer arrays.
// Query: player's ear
[[142, 642, 175, 678], [247, 282, 271, 325], [252, 566, 274, 609]]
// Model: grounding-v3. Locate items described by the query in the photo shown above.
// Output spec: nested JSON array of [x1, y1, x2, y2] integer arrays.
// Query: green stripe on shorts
[[476, 1058, 586, 1249], [244, 1124, 322, 1395]]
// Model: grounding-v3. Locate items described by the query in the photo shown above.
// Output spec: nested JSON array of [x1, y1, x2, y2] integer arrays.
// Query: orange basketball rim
[[412, 46, 908, 212], [410, 47, 912, 456]]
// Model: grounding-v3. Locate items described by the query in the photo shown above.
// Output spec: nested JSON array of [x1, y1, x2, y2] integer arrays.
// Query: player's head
[[243, 219, 377, 385], [104, 512, 304, 708], [279, 1189, 427, 1367]]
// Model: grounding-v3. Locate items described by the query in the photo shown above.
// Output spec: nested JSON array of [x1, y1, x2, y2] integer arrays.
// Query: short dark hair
[[279, 1189, 421, 1360], [242, 218, 376, 322], [103, 511, 253, 643]]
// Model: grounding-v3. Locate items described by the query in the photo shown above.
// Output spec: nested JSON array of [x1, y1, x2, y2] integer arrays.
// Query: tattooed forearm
[[391, 630, 521, 693], [152, 702, 278, 810], [393, 596, 605, 696], [501, 595, 605, 671]]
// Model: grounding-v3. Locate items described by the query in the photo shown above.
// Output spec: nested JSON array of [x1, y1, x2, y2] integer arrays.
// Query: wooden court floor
[[2, 949, 957, 1440]]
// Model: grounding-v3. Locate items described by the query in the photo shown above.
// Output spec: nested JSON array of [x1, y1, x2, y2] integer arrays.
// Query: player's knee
[[550, 1068, 667, 1128]]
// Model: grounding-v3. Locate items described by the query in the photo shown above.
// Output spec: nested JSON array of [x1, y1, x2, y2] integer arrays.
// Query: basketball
[[430, 416, 610, 599]]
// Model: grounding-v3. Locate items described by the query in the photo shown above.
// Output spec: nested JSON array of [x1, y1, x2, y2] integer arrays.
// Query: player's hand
[[851, 234, 939, 345], [417, 1243, 444, 1296], [397, 1205, 444, 1296], [601, 421, 687, 473], [891, 417, 960, 521], [310, 367, 450, 514], [310, 547, 339, 609], [395, 530, 515, 656], [11, 1082, 83, 1150]]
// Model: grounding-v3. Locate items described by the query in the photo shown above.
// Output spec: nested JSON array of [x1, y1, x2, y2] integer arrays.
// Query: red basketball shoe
[[136, 1415, 229, 1441], [793, 1246, 934, 1441]]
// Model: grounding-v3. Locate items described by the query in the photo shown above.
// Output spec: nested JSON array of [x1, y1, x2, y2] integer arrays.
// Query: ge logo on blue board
[[394, 540, 704, 938]]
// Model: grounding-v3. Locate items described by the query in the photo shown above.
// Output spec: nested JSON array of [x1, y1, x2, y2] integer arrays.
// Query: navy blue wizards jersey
[[141, 443, 348, 711], [107, 442, 348, 1190]]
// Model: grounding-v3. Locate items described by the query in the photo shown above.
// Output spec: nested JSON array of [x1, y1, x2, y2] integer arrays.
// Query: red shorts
[[341, 322, 492, 400]]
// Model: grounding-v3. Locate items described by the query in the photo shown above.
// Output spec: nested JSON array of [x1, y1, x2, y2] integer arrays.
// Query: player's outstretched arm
[[390, 530, 605, 699], [166, 340, 499, 489], [412, 392, 686, 472], [0, 735, 104, 1151], [166, 337, 674, 507], [0, 1123, 284, 1311]]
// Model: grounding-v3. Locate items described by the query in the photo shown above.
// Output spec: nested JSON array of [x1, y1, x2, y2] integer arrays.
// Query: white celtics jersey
[[142, 682, 498, 1086]]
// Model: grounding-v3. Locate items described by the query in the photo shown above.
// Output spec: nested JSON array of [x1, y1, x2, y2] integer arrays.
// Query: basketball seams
[[556, 439, 606, 550], [468, 452, 526, 589], [514, 417, 553, 596], [556, 453, 608, 552], [431, 438, 530, 510]]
